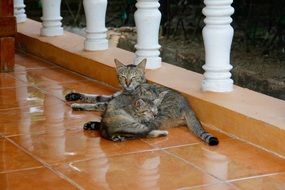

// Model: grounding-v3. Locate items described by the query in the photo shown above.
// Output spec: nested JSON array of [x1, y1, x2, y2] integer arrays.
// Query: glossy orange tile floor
[[0, 52, 284, 190]]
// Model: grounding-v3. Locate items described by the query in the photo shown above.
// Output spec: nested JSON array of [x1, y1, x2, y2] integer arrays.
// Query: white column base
[[135, 56, 161, 70], [15, 9, 27, 23], [84, 39, 108, 51], [83, 0, 108, 51], [40, 27, 63, 37], [135, 47, 161, 69], [202, 79, 233, 92], [40, 0, 63, 37], [201, 0, 235, 92], [134, 0, 162, 70], [14, 0, 27, 23], [16, 14, 27, 23]]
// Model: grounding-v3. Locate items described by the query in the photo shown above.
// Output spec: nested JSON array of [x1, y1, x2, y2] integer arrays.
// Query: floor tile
[[0, 74, 27, 88], [0, 86, 44, 110], [3, 52, 284, 189], [0, 138, 42, 172], [55, 151, 219, 190], [167, 139, 285, 181], [37, 79, 116, 101], [9, 130, 156, 164], [182, 183, 238, 190], [0, 103, 99, 136], [12, 67, 87, 88], [143, 127, 230, 149], [231, 173, 285, 190], [14, 53, 57, 71], [0, 86, 62, 110], [0, 167, 77, 190]]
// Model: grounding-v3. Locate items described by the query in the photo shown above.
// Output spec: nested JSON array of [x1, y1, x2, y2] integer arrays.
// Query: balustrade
[[202, 0, 235, 92], [134, 0, 162, 69], [83, 0, 108, 51], [12, 0, 235, 92], [14, 0, 27, 23], [40, 0, 63, 36]]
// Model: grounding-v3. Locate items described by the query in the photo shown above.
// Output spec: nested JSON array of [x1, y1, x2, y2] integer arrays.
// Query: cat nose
[[125, 79, 131, 87], [153, 109, 158, 116]]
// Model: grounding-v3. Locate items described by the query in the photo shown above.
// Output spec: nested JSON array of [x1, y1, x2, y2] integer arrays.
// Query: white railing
[[14, 0, 234, 92], [14, 0, 27, 23], [40, 0, 63, 36], [134, 0, 161, 69], [202, 0, 234, 92], [83, 0, 108, 51]]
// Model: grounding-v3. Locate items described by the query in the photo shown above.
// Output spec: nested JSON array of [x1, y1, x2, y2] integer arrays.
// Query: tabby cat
[[100, 91, 169, 141], [65, 59, 219, 145]]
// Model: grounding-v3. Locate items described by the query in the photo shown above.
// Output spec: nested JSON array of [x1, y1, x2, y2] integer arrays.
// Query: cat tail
[[83, 121, 101, 131], [184, 110, 219, 146]]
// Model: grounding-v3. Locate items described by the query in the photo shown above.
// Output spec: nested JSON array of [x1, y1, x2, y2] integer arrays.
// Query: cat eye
[[119, 76, 127, 81]]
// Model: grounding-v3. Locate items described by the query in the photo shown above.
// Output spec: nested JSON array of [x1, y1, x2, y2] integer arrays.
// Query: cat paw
[[71, 103, 83, 111], [111, 135, 126, 142], [158, 130, 169, 137], [65, 92, 82, 101], [83, 121, 101, 130], [147, 130, 168, 138]]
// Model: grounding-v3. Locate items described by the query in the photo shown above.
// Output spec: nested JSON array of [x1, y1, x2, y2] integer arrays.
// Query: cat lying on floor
[[65, 59, 219, 145]]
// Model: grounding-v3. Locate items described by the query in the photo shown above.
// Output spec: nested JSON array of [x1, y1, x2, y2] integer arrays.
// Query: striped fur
[[65, 59, 219, 145], [65, 91, 121, 111], [89, 91, 169, 141]]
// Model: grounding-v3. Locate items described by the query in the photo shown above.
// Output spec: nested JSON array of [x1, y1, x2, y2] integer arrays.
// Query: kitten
[[83, 91, 169, 141], [66, 59, 219, 145]]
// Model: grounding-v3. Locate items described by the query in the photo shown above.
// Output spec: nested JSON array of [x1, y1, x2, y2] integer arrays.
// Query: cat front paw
[[158, 130, 169, 137], [147, 130, 169, 138], [71, 103, 83, 111], [111, 135, 126, 142], [83, 121, 101, 130], [65, 92, 82, 101]]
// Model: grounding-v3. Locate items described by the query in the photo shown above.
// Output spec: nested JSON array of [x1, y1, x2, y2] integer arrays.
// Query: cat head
[[114, 59, 147, 91], [133, 98, 158, 122]]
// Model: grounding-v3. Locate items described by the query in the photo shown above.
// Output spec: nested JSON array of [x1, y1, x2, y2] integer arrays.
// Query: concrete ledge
[[16, 19, 285, 158]]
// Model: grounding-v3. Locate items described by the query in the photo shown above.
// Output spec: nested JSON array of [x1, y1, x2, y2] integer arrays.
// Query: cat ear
[[154, 91, 168, 105], [159, 91, 168, 98], [137, 59, 147, 70], [153, 98, 161, 106], [134, 99, 145, 108], [114, 59, 126, 71]]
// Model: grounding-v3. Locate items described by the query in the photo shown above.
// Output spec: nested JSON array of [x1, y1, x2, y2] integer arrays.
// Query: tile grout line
[[226, 171, 285, 183], [161, 147, 284, 190], [160, 148, 225, 183], [161, 147, 240, 190], [203, 123, 285, 159], [0, 166, 44, 174], [162, 147, 244, 190], [65, 141, 161, 165], [2, 127, 84, 138], [4, 137, 85, 190], [176, 182, 240, 190]]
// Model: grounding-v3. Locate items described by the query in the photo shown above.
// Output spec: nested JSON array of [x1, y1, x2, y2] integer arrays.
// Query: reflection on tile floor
[[0, 53, 284, 189]]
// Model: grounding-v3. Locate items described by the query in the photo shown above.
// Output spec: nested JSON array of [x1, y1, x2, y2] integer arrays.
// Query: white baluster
[[83, 0, 108, 51], [202, 0, 235, 92], [14, 0, 27, 23], [40, 0, 63, 36], [134, 0, 161, 69]]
